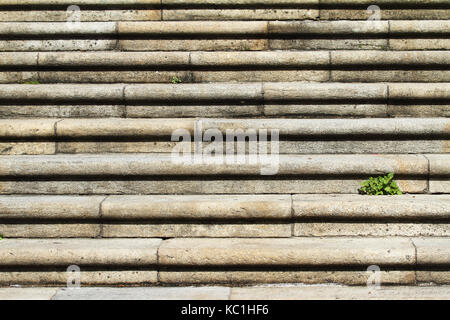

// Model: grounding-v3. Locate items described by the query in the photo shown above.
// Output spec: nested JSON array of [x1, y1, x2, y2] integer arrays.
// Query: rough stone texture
[[263, 83, 387, 101], [390, 20, 450, 34], [230, 285, 450, 300], [293, 194, 450, 219], [0, 142, 56, 155], [0, 239, 161, 266], [0, 52, 37, 66], [269, 21, 388, 34], [413, 238, 450, 265], [200, 118, 449, 137], [0, 271, 158, 286], [333, 71, 450, 82], [192, 70, 329, 82], [264, 104, 387, 117], [332, 51, 450, 66], [125, 83, 263, 102], [0, 105, 125, 118], [430, 179, 450, 194], [417, 271, 450, 285], [0, 195, 103, 219], [0, 10, 161, 22], [0, 84, 124, 102], [102, 195, 291, 219], [270, 39, 388, 50], [390, 39, 450, 50], [0, 40, 117, 51], [0, 154, 429, 177], [120, 39, 268, 51], [0, 223, 100, 238], [52, 287, 230, 300], [159, 270, 415, 286], [103, 224, 291, 238], [0, 179, 427, 195], [294, 223, 450, 237], [162, 0, 319, 5], [388, 105, 450, 117], [0, 288, 58, 300], [427, 154, 450, 176], [57, 142, 182, 154], [0, 119, 56, 137], [0, 72, 38, 84], [39, 52, 191, 67], [159, 238, 415, 266], [56, 119, 195, 137], [1, 0, 161, 4], [127, 105, 262, 118], [0, 22, 117, 35], [118, 21, 268, 34], [320, 9, 450, 21], [164, 9, 319, 20], [389, 83, 450, 100]]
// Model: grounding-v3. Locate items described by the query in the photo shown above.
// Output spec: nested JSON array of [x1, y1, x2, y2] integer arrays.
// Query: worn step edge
[[0, 154, 434, 177]]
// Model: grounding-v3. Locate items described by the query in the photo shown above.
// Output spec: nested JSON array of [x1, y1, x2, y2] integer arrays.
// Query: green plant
[[359, 172, 403, 195], [24, 80, 40, 84], [172, 76, 182, 84], [0, 234, 3, 240]]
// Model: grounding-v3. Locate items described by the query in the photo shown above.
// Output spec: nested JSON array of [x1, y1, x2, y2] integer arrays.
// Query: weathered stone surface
[[0, 105, 125, 118], [40, 71, 194, 83], [390, 20, 450, 34], [57, 142, 182, 154], [1, 0, 160, 4], [264, 104, 387, 117], [320, 9, 450, 21], [333, 71, 450, 82], [193, 70, 328, 82], [430, 179, 450, 193], [53, 287, 230, 300], [0, 10, 161, 22], [0, 119, 56, 137], [0, 72, 38, 83], [0, 271, 158, 286], [332, 51, 450, 66], [0, 84, 124, 101], [125, 83, 263, 102], [270, 39, 388, 50], [160, 270, 415, 285], [0, 52, 37, 66], [164, 9, 319, 20], [264, 83, 387, 101], [269, 21, 388, 34], [0, 22, 116, 35], [413, 238, 450, 265], [200, 118, 449, 137], [230, 285, 450, 300], [0, 224, 100, 238], [427, 154, 450, 176], [0, 179, 427, 195], [56, 119, 195, 137], [127, 105, 262, 118], [120, 39, 268, 51], [388, 105, 450, 117], [0, 195, 103, 219], [118, 21, 268, 34], [162, 0, 319, 5], [39, 52, 190, 67], [103, 224, 291, 238], [417, 271, 450, 284], [0, 40, 117, 51], [0, 288, 57, 300], [294, 223, 450, 237], [389, 83, 450, 100], [390, 39, 450, 50], [159, 238, 415, 266], [102, 195, 292, 219], [0, 142, 56, 155], [0, 239, 161, 266], [293, 195, 450, 219], [0, 154, 429, 177], [320, 0, 448, 4]]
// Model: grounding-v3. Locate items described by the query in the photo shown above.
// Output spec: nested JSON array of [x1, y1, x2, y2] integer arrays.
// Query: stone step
[[1, 51, 449, 83], [0, 154, 447, 194], [0, 237, 448, 286], [0, 20, 448, 51], [0, 194, 448, 238]]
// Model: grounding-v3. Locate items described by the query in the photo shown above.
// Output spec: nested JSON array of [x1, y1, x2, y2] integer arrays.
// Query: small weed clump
[[172, 76, 182, 84], [359, 172, 403, 195]]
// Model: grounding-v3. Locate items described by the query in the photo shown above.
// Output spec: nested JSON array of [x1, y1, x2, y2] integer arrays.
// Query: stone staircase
[[0, 0, 449, 288]]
